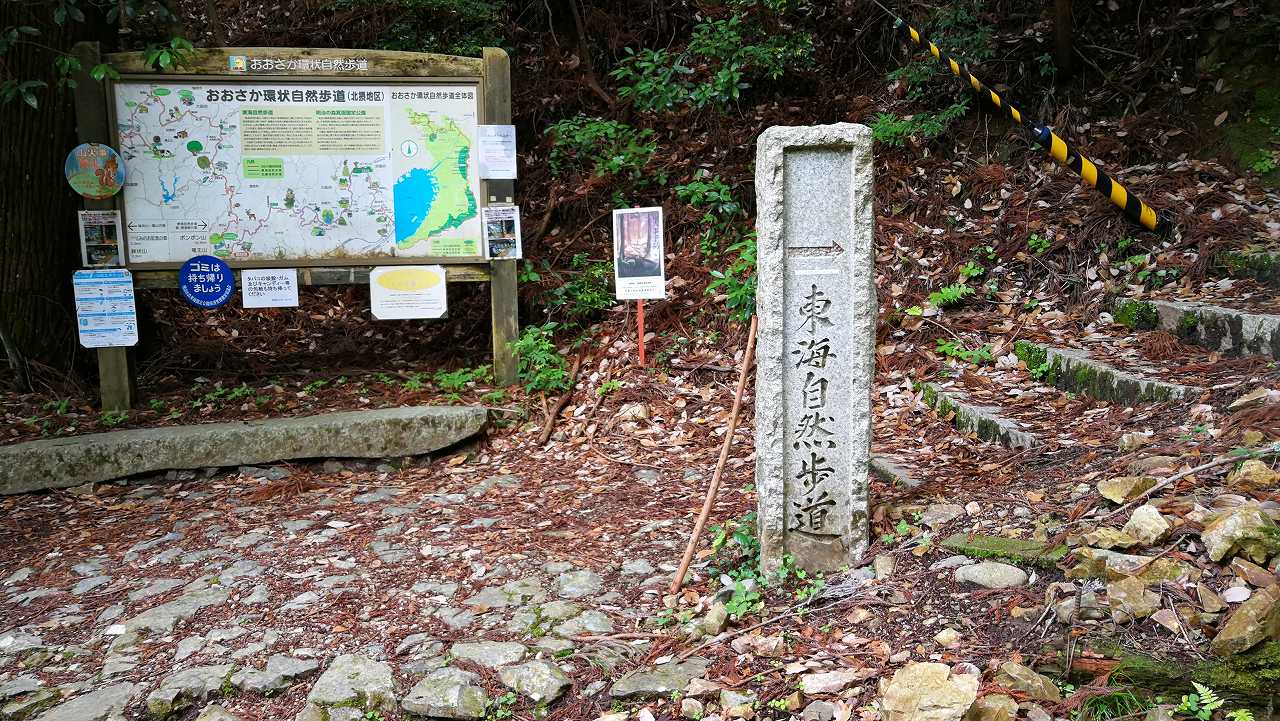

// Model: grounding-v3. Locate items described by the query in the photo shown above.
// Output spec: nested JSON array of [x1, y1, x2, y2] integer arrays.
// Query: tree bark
[[0, 4, 83, 371], [1053, 0, 1073, 78]]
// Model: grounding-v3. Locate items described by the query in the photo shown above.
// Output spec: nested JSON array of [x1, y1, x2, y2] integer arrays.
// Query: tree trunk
[[0, 5, 83, 371], [1053, 0, 1073, 78]]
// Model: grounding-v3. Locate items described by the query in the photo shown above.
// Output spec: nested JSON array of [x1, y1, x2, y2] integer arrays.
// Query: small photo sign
[[242, 268, 299, 308], [612, 207, 666, 300], [78, 210, 124, 267], [482, 205, 522, 260]]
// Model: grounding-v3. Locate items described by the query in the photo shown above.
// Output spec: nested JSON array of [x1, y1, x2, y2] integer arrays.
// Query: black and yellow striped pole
[[887, 14, 1172, 235]]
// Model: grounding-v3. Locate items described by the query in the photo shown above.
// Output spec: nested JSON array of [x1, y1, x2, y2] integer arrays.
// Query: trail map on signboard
[[113, 82, 482, 264]]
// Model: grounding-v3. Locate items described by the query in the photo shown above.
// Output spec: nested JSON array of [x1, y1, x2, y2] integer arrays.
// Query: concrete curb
[[1, 406, 488, 495]]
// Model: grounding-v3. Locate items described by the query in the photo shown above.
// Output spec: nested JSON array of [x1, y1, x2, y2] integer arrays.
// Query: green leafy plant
[[488, 691, 517, 720], [1176, 683, 1223, 721], [100, 410, 128, 427], [480, 389, 508, 404], [302, 379, 328, 394], [871, 100, 969, 146], [545, 256, 613, 321], [927, 283, 974, 308], [517, 260, 542, 284], [676, 174, 744, 259], [510, 323, 570, 394], [596, 380, 621, 397], [43, 398, 71, 415], [402, 373, 427, 391], [434, 366, 490, 391], [886, 2, 993, 101], [612, 13, 812, 113], [707, 233, 758, 321], [958, 260, 985, 281], [546, 117, 657, 181], [1027, 233, 1052, 254], [142, 37, 195, 72], [935, 338, 993, 365], [1225, 710, 1256, 721]]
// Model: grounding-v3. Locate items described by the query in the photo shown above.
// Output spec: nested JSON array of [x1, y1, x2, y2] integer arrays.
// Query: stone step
[[0, 406, 488, 495], [1115, 297, 1280, 361], [1012, 342, 1206, 405], [1219, 247, 1280, 287], [920, 382, 1041, 450], [870, 454, 918, 488]]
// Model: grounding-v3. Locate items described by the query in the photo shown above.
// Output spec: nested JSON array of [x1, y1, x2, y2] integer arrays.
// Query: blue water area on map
[[393, 168, 438, 243], [159, 176, 180, 203]]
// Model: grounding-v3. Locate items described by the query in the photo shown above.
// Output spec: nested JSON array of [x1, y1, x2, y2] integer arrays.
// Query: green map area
[[395, 111, 478, 252]]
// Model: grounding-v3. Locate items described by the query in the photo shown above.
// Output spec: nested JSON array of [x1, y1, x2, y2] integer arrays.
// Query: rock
[[1222, 586, 1253, 604], [1227, 460, 1279, 491], [552, 609, 613, 637], [1097, 476, 1156, 504], [801, 670, 860, 695], [30, 683, 138, 721], [1210, 585, 1280, 656], [610, 658, 711, 699], [301, 654, 396, 718], [681, 698, 706, 719], [1, 406, 487, 494], [938, 535, 1066, 566], [991, 663, 1060, 701], [803, 701, 839, 721], [685, 678, 721, 697], [1081, 528, 1140, 550], [1231, 558, 1278, 588], [449, 641, 526, 670], [71, 576, 111, 595], [1108, 576, 1161, 623], [555, 570, 603, 599], [1201, 507, 1280, 564], [116, 587, 230, 643], [954, 562, 1027, 589], [1118, 432, 1152, 452], [1198, 584, 1228, 612], [878, 663, 978, 721], [964, 694, 1018, 721], [930, 556, 974, 571], [402, 667, 489, 719], [933, 628, 960, 648], [921, 504, 965, 529], [1067, 548, 1198, 583], [5, 688, 61, 720], [699, 603, 729, 636], [1151, 608, 1182, 633], [146, 665, 234, 719], [1122, 506, 1171, 546], [195, 706, 242, 721], [721, 689, 757, 718], [499, 661, 570, 703], [621, 559, 655, 576], [874, 555, 897, 580], [231, 654, 320, 694], [1127, 456, 1179, 475]]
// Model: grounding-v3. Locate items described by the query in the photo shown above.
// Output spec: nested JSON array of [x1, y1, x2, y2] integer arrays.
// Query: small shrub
[[546, 117, 656, 181], [1027, 233, 1052, 254], [707, 233, 758, 321], [510, 323, 569, 394], [545, 255, 613, 321], [870, 100, 969, 146], [434, 366, 491, 391]]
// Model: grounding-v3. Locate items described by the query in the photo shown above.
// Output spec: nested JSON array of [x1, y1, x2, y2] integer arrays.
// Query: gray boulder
[[610, 658, 711, 700], [402, 667, 488, 719], [146, 665, 234, 720], [499, 661, 571, 703]]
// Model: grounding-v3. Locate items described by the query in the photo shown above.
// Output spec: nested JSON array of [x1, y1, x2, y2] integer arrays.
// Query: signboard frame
[[72, 44, 519, 411]]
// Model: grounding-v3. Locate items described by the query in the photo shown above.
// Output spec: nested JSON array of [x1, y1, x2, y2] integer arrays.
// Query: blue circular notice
[[178, 255, 235, 308]]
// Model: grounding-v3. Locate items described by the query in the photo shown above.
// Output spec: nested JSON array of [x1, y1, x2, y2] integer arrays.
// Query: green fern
[[1226, 710, 1255, 721], [928, 283, 974, 309], [1177, 683, 1224, 721]]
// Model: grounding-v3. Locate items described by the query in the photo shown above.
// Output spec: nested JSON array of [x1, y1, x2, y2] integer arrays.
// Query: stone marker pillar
[[755, 124, 875, 573]]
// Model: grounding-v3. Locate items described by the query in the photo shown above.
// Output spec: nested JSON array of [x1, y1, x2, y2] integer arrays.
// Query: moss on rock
[[940, 533, 1068, 569], [1114, 300, 1158, 330]]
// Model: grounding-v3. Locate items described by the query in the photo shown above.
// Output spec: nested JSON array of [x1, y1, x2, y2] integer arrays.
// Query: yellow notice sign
[[369, 265, 446, 319]]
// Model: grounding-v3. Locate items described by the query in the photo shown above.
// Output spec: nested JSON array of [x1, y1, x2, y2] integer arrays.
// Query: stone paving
[[0, 450, 728, 720]]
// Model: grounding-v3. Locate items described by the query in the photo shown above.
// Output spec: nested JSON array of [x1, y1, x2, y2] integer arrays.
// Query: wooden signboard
[[71, 44, 518, 410]]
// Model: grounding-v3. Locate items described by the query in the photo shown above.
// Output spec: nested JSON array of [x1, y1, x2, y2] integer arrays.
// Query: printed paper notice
[[483, 205, 522, 259], [73, 269, 139, 348], [612, 207, 666, 300], [78, 210, 124, 267], [369, 265, 447, 319], [242, 268, 299, 308], [478, 125, 517, 179]]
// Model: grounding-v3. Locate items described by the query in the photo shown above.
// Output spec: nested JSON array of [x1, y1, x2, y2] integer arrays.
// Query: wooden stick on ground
[[668, 314, 759, 596], [538, 350, 586, 446]]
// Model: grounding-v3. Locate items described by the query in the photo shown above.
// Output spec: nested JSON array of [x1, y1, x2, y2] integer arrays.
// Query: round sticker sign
[[179, 255, 235, 309], [64, 143, 125, 200]]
